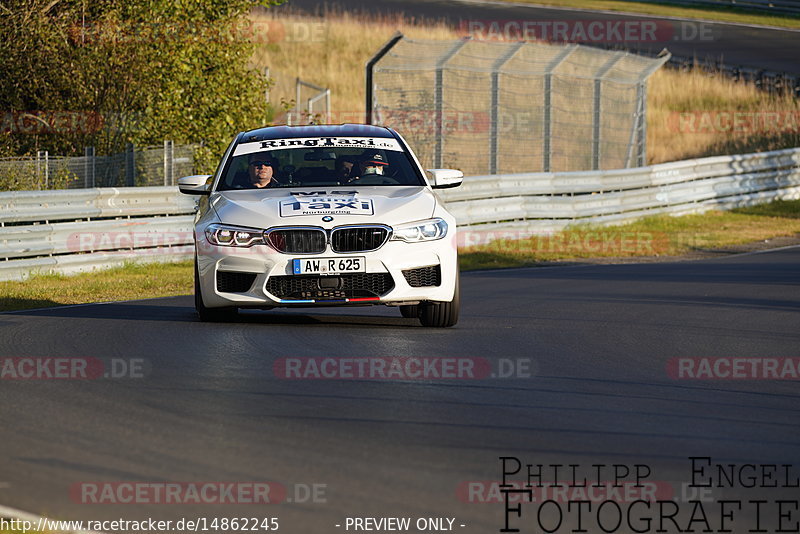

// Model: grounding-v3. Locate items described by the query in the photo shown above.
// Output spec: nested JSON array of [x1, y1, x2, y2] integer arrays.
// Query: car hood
[[209, 186, 437, 229]]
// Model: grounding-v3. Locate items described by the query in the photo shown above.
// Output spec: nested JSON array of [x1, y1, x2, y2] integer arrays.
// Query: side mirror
[[426, 169, 463, 189], [178, 175, 212, 195]]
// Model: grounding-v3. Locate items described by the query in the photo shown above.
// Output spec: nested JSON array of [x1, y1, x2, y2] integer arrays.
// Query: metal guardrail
[[0, 187, 197, 281], [0, 147, 798, 281], [439, 146, 800, 235]]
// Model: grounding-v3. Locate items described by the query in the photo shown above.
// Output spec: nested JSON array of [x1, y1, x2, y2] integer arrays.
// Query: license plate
[[292, 256, 366, 275]]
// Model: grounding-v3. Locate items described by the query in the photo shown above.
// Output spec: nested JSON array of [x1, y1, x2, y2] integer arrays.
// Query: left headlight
[[390, 218, 448, 243], [205, 223, 265, 247]]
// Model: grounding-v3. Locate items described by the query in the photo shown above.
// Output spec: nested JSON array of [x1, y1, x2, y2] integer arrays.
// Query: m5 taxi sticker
[[279, 191, 374, 217]]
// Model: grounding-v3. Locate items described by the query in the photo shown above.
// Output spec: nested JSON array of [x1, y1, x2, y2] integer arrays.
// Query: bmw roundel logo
[[322, 216, 334, 222]]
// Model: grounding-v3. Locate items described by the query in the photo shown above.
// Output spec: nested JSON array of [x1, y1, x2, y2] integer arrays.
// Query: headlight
[[390, 218, 448, 242], [205, 223, 265, 247]]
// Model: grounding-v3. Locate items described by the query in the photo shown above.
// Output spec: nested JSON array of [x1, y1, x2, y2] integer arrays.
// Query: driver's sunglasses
[[249, 160, 274, 167]]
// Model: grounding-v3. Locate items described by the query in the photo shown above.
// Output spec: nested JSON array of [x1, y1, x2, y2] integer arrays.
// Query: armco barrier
[[0, 147, 799, 281], [0, 187, 197, 281], [439, 147, 800, 233]]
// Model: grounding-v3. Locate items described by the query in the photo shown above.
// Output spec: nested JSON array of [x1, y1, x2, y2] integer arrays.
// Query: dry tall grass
[[250, 11, 456, 117], [250, 11, 800, 165], [647, 67, 800, 163]]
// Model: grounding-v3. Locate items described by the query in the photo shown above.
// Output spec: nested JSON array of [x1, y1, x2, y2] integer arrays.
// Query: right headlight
[[390, 218, 448, 243], [204, 223, 265, 247]]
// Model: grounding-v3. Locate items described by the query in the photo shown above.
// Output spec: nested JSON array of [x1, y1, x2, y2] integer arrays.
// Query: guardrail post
[[125, 143, 135, 186]]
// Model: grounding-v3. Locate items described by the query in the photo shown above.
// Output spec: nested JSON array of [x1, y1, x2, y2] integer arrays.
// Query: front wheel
[[195, 260, 238, 322], [418, 270, 460, 327]]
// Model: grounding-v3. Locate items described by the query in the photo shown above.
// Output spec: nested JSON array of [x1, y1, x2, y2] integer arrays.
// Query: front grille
[[402, 265, 441, 287], [266, 273, 395, 300], [266, 228, 326, 254], [330, 226, 390, 253], [217, 271, 258, 293]]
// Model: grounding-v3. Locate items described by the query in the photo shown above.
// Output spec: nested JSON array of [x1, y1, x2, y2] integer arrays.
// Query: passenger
[[354, 152, 389, 179]]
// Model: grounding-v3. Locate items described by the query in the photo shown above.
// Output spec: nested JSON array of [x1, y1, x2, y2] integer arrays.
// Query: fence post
[[163, 140, 174, 186], [490, 42, 524, 175], [292, 77, 301, 125], [43, 151, 49, 189], [638, 81, 648, 167], [35, 150, 48, 190], [35, 151, 41, 190], [365, 32, 404, 125], [126, 143, 135, 186], [434, 39, 469, 169], [264, 66, 270, 104], [593, 56, 622, 171], [543, 45, 577, 172], [84, 146, 96, 188]]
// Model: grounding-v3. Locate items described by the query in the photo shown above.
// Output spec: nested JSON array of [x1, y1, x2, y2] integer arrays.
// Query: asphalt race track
[[274, 0, 800, 74], [1, 247, 798, 532]]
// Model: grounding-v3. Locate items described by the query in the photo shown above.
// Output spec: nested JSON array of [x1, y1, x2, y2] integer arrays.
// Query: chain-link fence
[[287, 78, 331, 125], [367, 36, 670, 175], [262, 65, 331, 126], [0, 141, 198, 191]]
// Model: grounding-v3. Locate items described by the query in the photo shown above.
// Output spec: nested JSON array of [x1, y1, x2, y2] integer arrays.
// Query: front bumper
[[195, 231, 458, 309]]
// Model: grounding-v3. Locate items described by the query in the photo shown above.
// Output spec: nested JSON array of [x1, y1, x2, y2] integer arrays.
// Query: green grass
[[491, 0, 800, 29], [0, 260, 194, 312], [458, 200, 800, 270], [1, 201, 798, 311]]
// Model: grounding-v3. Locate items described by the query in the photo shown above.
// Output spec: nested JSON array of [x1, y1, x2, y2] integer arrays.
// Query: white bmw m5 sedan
[[178, 124, 463, 327]]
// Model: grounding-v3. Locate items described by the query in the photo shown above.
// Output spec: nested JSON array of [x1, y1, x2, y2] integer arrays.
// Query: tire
[[399, 305, 419, 318], [195, 260, 238, 322], [418, 270, 460, 328]]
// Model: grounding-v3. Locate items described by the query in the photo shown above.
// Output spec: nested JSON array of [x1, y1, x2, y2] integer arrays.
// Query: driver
[[246, 152, 279, 188], [335, 156, 357, 182]]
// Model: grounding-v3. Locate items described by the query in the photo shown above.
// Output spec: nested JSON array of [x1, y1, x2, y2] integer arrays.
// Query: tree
[[0, 0, 282, 171]]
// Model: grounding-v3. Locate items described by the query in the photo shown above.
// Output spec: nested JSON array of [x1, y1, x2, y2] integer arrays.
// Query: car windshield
[[217, 138, 426, 191]]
